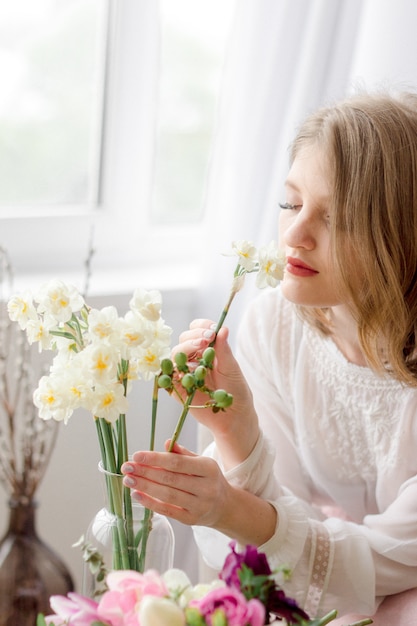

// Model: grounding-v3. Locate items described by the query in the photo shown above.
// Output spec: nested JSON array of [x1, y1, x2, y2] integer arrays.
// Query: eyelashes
[[279, 202, 302, 210]]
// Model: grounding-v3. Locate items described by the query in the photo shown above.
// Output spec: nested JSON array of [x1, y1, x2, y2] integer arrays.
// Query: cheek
[[278, 211, 292, 247]]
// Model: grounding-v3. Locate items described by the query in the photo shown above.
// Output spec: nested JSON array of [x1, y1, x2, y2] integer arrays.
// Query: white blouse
[[193, 288, 417, 618]]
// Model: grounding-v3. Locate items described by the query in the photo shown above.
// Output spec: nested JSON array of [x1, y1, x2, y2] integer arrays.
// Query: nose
[[279, 208, 316, 251]]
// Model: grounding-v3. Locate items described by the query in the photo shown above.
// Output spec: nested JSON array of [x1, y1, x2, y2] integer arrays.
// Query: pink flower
[[190, 586, 265, 626], [44, 592, 100, 625], [97, 569, 168, 626]]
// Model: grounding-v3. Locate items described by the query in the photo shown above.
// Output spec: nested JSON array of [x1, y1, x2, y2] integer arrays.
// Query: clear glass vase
[[0, 497, 74, 626], [82, 462, 175, 596]]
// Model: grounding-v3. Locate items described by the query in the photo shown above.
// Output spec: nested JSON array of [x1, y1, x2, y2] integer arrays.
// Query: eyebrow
[[284, 179, 331, 205]]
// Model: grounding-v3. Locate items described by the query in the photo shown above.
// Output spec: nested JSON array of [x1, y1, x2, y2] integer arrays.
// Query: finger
[[164, 440, 198, 456]]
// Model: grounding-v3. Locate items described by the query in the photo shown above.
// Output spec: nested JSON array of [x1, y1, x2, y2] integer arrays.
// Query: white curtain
[[198, 0, 417, 346]]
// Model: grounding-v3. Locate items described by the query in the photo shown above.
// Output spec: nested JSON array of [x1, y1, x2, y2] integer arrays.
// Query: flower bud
[[194, 365, 207, 382], [158, 374, 172, 389], [161, 358, 174, 376], [181, 373, 195, 393], [201, 347, 215, 367], [175, 352, 188, 371], [212, 389, 233, 408]]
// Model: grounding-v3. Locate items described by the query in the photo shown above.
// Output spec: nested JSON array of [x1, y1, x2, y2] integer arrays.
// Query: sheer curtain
[[198, 0, 417, 345], [195, 0, 417, 579]]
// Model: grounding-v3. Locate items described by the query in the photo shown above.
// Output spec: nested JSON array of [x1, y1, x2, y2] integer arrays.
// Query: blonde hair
[[291, 91, 417, 386]]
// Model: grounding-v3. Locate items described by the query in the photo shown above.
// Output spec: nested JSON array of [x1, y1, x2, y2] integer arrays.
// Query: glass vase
[[82, 462, 175, 596], [0, 497, 74, 626]]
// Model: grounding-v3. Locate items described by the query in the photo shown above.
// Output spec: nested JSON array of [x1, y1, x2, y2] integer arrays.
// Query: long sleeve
[[194, 288, 417, 617]]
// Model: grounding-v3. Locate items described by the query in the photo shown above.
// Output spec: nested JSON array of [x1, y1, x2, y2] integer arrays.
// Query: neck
[[328, 305, 368, 367]]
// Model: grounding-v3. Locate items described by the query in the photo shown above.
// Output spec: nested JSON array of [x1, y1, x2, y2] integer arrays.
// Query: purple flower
[[220, 542, 271, 589], [220, 542, 310, 625], [190, 585, 265, 626]]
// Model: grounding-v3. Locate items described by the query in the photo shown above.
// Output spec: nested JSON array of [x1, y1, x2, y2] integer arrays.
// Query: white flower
[[256, 241, 285, 288], [136, 345, 167, 380], [33, 375, 74, 423], [84, 344, 119, 383], [88, 382, 129, 422], [7, 292, 37, 330], [231, 240, 258, 271], [25, 318, 54, 351], [130, 288, 163, 322], [87, 306, 122, 345], [35, 280, 85, 323], [138, 595, 185, 626], [119, 311, 149, 356]]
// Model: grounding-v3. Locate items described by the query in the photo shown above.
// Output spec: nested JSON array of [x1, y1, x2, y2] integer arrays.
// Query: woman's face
[[279, 144, 344, 308]]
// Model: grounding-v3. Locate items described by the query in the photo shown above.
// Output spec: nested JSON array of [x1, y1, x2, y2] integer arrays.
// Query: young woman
[[122, 91, 417, 623]]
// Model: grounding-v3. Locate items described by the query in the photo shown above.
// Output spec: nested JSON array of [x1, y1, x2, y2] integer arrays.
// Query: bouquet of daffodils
[[7, 240, 284, 576], [37, 542, 372, 626]]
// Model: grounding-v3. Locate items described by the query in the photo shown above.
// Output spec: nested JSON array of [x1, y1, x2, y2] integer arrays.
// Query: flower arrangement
[[37, 542, 372, 626], [7, 240, 284, 577]]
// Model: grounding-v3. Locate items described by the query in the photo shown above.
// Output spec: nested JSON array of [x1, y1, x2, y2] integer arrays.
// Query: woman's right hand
[[171, 319, 260, 468]]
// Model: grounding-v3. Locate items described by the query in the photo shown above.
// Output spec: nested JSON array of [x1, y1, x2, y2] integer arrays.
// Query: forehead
[[285, 145, 332, 204]]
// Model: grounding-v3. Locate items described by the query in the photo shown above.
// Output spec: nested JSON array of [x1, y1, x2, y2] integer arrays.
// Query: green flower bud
[[194, 365, 207, 382], [212, 389, 233, 408], [158, 374, 172, 389], [201, 346, 215, 367], [160, 358, 174, 376], [181, 373, 195, 393], [174, 352, 188, 371]]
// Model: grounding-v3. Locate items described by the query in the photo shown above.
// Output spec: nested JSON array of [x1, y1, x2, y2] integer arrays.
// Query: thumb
[[211, 326, 241, 376], [165, 439, 198, 456]]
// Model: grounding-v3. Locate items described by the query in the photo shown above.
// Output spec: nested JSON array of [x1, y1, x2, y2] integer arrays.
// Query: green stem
[[211, 289, 237, 346], [168, 389, 197, 451]]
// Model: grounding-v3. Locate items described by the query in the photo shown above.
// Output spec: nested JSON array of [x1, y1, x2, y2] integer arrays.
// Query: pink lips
[[286, 256, 319, 277]]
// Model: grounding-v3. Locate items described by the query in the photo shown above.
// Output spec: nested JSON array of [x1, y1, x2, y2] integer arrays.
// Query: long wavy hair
[[291, 91, 417, 386]]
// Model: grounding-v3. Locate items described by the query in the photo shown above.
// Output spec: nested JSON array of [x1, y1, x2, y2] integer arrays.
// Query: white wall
[[0, 288, 201, 591]]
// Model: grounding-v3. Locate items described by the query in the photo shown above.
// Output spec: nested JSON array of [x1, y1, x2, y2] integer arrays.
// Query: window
[[0, 0, 107, 210], [0, 1, 236, 288]]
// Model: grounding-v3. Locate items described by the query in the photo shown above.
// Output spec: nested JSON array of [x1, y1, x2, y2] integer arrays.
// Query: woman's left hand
[[121, 441, 278, 547], [121, 441, 230, 528]]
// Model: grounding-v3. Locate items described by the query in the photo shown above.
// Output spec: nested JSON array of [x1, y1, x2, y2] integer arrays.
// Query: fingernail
[[203, 329, 215, 339], [123, 476, 136, 488], [210, 323, 217, 331], [131, 491, 142, 502], [122, 463, 134, 474]]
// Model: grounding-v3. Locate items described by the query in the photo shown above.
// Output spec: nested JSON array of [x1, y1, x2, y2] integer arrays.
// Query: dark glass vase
[[0, 497, 74, 626]]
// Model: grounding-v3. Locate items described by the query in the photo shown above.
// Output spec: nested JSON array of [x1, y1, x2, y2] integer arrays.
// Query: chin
[[280, 281, 337, 308]]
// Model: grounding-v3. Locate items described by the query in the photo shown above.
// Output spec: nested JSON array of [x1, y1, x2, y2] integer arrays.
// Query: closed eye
[[279, 202, 302, 210]]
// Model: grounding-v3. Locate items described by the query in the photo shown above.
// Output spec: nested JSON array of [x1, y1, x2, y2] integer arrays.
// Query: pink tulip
[[45, 592, 100, 625], [97, 569, 169, 626]]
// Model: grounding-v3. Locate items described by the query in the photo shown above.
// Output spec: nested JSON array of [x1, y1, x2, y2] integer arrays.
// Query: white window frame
[[5, 0, 202, 293]]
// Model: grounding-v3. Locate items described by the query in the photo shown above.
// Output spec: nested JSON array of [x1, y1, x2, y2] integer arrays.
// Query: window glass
[[0, 0, 107, 210], [152, 0, 236, 223]]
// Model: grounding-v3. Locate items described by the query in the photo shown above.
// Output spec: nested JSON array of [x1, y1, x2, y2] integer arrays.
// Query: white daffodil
[[25, 318, 54, 351], [35, 280, 85, 324], [7, 292, 37, 330], [136, 345, 167, 380], [33, 375, 74, 423], [130, 288, 163, 322], [88, 382, 129, 422], [84, 344, 119, 383], [87, 306, 122, 345], [119, 310, 149, 357], [256, 241, 286, 289], [231, 239, 258, 271]]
